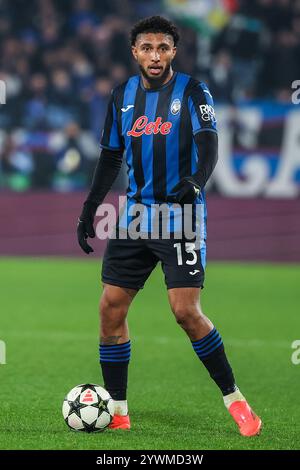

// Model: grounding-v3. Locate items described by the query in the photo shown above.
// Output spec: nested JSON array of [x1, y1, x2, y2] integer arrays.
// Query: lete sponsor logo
[[127, 116, 172, 137]]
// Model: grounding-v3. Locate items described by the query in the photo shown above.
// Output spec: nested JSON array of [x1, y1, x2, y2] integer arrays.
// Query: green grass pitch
[[0, 258, 299, 450]]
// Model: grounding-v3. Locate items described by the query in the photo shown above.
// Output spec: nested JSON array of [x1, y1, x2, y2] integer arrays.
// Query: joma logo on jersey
[[199, 104, 216, 122], [127, 116, 172, 137]]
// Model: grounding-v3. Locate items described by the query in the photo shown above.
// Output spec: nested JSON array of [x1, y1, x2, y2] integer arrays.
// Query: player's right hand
[[77, 202, 97, 254]]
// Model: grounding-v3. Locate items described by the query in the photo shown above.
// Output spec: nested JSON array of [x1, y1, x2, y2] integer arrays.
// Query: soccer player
[[77, 16, 262, 436]]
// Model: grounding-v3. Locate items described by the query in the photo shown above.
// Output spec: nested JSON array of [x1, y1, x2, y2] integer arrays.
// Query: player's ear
[[131, 45, 138, 60], [172, 47, 177, 59]]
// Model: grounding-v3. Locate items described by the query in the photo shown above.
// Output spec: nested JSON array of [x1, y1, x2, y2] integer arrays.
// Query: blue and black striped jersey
[[100, 71, 217, 206]]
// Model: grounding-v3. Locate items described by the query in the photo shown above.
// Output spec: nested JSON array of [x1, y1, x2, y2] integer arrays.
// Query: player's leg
[[100, 283, 135, 344], [150, 232, 261, 437], [99, 284, 137, 429], [168, 287, 237, 394], [168, 287, 261, 436], [100, 236, 158, 429]]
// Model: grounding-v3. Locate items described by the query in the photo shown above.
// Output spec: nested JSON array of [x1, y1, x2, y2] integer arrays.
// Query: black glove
[[77, 201, 97, 254], [166, 177, 201, 205]]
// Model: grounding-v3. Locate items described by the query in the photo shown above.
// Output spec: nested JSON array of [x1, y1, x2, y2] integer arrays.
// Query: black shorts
[[102, 235, 205, 290]]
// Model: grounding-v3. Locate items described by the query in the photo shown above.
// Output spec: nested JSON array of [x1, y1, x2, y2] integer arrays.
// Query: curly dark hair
[[130, 16, 180, 46]]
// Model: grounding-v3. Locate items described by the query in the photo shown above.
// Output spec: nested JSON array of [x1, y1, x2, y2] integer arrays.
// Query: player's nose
[[151, 51, 160, 61]]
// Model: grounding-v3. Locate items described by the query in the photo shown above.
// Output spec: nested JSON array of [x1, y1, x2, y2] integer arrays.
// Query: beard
[[139, 62, 172, 88]]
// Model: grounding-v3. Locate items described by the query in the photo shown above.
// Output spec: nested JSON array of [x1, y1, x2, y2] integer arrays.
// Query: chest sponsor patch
[[127, 116, 172, 137]]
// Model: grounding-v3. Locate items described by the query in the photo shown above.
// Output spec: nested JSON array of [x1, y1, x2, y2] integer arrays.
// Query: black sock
[[192, 328, 237, 396], [99, 340, 131, 400]]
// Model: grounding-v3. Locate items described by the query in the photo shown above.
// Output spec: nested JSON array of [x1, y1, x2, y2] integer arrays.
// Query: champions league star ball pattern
[[62, 384, 114, 432]]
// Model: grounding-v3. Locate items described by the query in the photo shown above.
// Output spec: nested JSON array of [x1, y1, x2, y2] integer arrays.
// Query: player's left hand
[[77, 202, 97, 254], [166, 177, 201, 205]]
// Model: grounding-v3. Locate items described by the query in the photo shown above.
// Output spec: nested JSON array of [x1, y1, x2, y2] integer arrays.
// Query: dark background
[[0, 0, 299, 260]]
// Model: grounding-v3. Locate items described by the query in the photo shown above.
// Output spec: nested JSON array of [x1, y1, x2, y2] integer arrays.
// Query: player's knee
[[99, 292, 128, 321], [172, 304, 201, 328]]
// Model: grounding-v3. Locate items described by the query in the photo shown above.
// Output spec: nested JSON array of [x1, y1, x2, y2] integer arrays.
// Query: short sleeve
[[100, 91, 124, 151], [188, 82, 217, 135]]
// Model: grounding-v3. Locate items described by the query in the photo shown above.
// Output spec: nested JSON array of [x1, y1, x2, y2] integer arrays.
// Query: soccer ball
[[62, 383, 114, 432]]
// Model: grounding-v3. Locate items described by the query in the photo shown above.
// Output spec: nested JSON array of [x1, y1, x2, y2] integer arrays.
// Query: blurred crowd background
[[0, 0, 299, 192]]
